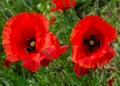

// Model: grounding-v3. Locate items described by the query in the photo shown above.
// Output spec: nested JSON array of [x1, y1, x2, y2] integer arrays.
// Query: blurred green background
[[0, 0, 120, 86]]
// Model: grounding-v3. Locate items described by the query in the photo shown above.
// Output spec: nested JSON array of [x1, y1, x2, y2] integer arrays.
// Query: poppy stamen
[[26, 38, 36, 53], [89, 40, 95, 46], [30, 41, 35, 47], [84, 35, 101, 52]]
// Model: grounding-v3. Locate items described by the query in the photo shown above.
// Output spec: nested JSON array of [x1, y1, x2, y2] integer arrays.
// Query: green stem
[[103, 67, 107, 86], [63, 11, 72, 27], [42, 50, 71, 85], [72, 8, 79, 22], [0, 2, 4, 9], [107, 2, 120, 24], [21, 68, 26, 79], [94, 0, 101, 16], [53, 61, 71, 86], [62, 70, 71, 86], [115, 55, 120, 71], [95, 0, 99, 8]]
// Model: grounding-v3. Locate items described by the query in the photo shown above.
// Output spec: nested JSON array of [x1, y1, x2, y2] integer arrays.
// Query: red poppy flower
[[51, 0, 76, 11], [74, 64, 96, 77], [74, 63, 90, 77], [2, 12, 68, 72], [38, 32, 68, 66], [107, 79, 114, 86], [70, 15, 117, 68]]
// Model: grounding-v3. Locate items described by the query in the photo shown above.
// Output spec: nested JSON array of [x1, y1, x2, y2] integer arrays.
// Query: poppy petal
[[40, 32, 68, 66], [74, 64, 90, 77], [22, 54, 45, 72], [51, 0, 76, 11], [70, 15, 117, 45], [22, 58, 40, 72], [2, 15, 20, 62], [77, 46, 115, 68]]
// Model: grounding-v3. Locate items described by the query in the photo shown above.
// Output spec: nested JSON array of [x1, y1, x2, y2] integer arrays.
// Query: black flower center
[[84, 35, 101, 52], [26, 38, 36, 53]]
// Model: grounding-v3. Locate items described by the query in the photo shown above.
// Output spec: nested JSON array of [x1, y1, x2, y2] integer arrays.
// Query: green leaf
[[12, 77, 28, 86], [0, 78, 10, 86]]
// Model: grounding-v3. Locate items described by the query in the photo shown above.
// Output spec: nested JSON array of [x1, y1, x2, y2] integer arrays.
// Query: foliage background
[[0, 0, 120, 86]]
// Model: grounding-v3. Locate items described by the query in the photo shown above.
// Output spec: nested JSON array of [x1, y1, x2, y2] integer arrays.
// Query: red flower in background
[[2, 12, 68, 72], [107, 79, 114, 86], [70, 15, 117, 69], [74, 64, 96, 77], [39, 32, 68, 66], [74, 64, 90, 77], [51, 0, 76, 11]]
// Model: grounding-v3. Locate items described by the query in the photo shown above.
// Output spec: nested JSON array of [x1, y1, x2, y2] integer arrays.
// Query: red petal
[[51, 0, 76, 11], [77, 46, 115, 68], [40, 60, 51, 66], [22, 53, 44, 72], [40, 32, 68, 66], [74, 64, 91, 77], [40, 32, 60, 50], [40, 32, 68, 58], [95, 46, 115, 67], [23, 59, 40, 72], [28, 12, 49, 37], [103, 21, 117, 42], [2, 15, 20, 62], [70, 15, 117, 45], [71, 45, 80, 63], [45, 45, 68, 59]]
